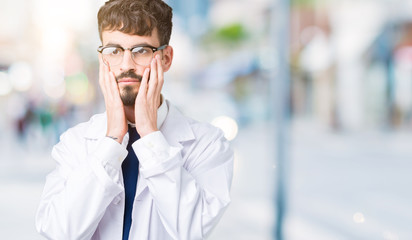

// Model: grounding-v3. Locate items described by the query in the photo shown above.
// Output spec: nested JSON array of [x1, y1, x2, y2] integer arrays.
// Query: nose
[[120, 50, 136, 72]]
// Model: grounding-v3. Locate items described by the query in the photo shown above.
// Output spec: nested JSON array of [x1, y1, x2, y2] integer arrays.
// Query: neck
[[124, 106, 135, 123]]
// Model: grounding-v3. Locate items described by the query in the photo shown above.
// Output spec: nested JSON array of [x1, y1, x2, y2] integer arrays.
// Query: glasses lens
[[131, 47, 153, 66], [101, 47, 123, 66]]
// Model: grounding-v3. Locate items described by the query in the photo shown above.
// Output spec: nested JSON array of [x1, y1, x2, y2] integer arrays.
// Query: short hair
[[97, 0, 173, 45]]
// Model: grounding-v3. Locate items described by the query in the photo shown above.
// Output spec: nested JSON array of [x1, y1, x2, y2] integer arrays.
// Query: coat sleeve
[[133, 125, 234, 240], [35, 128, 128, 240]]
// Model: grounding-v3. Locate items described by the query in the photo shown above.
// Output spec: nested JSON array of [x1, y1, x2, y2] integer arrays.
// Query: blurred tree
[[215, 23, 248, 43], [291, 0, 318, 6], [202, 22, 249, 47]]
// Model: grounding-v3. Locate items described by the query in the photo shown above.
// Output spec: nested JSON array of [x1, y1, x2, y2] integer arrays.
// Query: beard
[[120, 85, 138, 106], [116, 70, 142, 106]]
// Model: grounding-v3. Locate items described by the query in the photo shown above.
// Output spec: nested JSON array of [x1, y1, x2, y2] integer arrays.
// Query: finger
[[138, 68, 150, 99], [98, 54, 104, 85], [100, 56, 117, 103], [104, 61, 113, 100], [147, 57, 158, 99], [98, 54, 108, 97], [155, 54, 164, 97], [99, 54, 111, 78], [109, 71, 119, 94]]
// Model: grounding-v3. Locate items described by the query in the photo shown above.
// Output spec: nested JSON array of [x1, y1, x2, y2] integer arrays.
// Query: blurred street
[[1, 119, 412, 239], [2, 0, 412, 239]]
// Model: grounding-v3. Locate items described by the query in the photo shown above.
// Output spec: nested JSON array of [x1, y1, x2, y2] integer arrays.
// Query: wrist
[[137, 127, 158, 138], [106, 134, 123, 144]]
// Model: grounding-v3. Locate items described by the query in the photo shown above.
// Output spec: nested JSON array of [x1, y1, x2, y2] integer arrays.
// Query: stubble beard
[[120, 85, 138, 106], [116, 69, 142, 106]]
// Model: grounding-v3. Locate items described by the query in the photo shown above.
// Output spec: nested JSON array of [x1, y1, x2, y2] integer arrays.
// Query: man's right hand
[[98, 54, 128, 144]]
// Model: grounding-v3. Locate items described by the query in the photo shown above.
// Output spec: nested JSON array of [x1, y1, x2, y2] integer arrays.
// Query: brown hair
[[97, 0, 173, 45]]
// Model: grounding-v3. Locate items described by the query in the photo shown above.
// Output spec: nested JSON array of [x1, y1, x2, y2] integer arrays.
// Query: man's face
[[100, 29, 165, 106]]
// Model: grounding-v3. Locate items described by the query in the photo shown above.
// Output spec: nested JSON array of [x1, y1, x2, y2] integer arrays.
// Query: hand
[[98, 54, 128, 143], [134, 55, 164, 137]]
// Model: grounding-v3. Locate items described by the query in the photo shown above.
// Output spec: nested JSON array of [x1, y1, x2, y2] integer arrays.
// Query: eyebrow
[[104, 42, 155, 48], [104, 43, 122, 48]]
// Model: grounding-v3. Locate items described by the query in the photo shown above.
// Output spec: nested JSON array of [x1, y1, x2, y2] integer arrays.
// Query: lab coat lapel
[[134, 101, 195, 198], [160, 100, 195, 147]]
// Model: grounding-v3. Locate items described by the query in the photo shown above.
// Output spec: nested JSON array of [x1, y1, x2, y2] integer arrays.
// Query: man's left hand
[[134, 54, 164, 137]]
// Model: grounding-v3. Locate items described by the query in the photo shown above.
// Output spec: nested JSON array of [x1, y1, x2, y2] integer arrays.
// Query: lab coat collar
[[160, 99, 195, 145], [84, 99, 195, 145]]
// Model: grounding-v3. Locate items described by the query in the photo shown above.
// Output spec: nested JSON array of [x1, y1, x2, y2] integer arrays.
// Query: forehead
[[101, 29, 160, 46]]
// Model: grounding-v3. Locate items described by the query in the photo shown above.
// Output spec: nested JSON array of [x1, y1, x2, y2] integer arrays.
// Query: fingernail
[[156, 55, 161, 60]]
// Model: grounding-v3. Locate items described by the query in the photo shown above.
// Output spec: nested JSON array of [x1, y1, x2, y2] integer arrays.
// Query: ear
[[161, 45, 173, 72]]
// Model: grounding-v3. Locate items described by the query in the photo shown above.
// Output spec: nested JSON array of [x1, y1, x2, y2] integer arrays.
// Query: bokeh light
[[8, 62, 33, 92], [65, 72, 94, 105], [42, 67, 66, 100], [353, 212, 365, 224], [211, 116, 238, 141], [0, 71, 12, 96]]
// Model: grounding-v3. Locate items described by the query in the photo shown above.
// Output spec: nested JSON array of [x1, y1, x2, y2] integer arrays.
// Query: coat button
[[145, 141, 154, 148], [113, 196, 121, 205]]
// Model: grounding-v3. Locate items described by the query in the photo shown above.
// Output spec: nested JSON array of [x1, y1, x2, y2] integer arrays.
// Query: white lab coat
[[35, 100, 233, 240]]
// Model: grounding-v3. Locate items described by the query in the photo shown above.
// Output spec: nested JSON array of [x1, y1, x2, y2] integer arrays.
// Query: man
[[35, 0, 234, 239]]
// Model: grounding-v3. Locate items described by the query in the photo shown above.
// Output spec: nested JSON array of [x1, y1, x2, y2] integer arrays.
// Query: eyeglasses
[[97, 44, 167, 66]]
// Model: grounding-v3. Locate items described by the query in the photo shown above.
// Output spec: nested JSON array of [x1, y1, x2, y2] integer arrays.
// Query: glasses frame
[[97, 44, 167, 66]]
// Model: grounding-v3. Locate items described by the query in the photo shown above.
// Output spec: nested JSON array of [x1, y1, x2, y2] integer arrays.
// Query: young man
[[35, 0, 234, 239]]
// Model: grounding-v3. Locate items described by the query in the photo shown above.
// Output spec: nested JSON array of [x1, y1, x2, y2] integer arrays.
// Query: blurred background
[[1, 0, 412, 239]]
